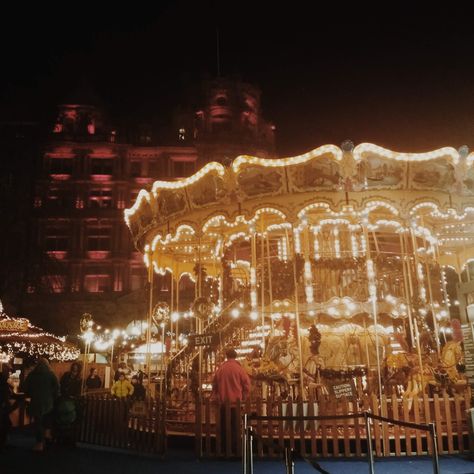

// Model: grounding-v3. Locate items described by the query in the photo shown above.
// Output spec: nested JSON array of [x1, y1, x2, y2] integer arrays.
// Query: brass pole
[[362, 224, 383, 402], [288, 226, 305, 399], [146, 248, 154, 395], [266, 230, 274, 335], [260, 219, 266, 351], [405, 230, 425, 378], [420, 216, 441, 355]]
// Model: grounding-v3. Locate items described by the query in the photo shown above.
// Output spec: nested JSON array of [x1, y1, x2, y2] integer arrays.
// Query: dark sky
[[1, 2, 473, 155]]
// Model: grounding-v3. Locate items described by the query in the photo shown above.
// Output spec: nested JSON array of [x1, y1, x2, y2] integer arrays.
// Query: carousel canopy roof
[[0, 302, 80, 361], [124, 143, 474, 273]]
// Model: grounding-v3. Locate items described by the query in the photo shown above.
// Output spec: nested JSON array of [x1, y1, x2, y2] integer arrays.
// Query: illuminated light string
[[232, 144, 343, 173], [410, 202, 474, 220], [299, 200, 399, 220], [151, 225, 196, 251], [202, 208, 287, 233], [140, 201, 448, 257], [353, 143, 460, 164], [125, 143, 468, 233]]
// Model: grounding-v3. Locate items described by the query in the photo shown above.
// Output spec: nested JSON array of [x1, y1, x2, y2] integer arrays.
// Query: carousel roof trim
[[232, 144, 343, 172], [353, 143, 461, 163]]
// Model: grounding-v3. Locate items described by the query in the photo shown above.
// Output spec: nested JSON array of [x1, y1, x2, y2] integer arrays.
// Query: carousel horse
[[427, 340, 466, 394], [385, 352, 433, 408], [254, 335, 301, 398]]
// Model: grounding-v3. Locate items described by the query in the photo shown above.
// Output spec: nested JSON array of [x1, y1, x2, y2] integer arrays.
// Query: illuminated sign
[[0, 319, 29, 332]]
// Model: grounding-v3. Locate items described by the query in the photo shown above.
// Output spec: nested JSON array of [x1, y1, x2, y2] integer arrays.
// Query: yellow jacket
[[111, 379, 134, 398]]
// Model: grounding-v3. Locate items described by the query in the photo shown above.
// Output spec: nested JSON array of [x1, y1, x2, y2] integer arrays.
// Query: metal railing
[[242, 411, 440, 474]]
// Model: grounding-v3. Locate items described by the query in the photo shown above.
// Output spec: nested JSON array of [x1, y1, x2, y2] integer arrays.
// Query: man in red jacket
[[212, 347, 250, 455]]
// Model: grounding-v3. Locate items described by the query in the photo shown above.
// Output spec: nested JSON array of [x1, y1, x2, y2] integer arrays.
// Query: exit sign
[[190, 333, 218, 347]]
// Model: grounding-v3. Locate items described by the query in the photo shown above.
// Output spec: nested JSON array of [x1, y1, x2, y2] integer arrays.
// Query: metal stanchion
[[430, 422, 440, 474], [247, 426, 254, 474], [242, 414, 248, 474], [284, 447, 295, 474], [364, 412, 375, 474]]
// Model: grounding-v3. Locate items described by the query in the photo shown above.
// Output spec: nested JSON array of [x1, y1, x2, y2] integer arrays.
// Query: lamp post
[[79, 313, 94, 396]]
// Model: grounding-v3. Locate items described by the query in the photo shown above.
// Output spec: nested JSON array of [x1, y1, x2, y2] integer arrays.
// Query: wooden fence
[[196, 393, 471, 458], [78, 395, 166, 456]]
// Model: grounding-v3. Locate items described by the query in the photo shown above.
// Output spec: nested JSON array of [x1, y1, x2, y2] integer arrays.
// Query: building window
[[90, 158, 114, 176], [50, 157, 73, 176], [41, 275, 66, 293], [148, 160, 159, 178], [88, 189, 113, 208], [84, 274, 111, 293], [178, 128, 186, 141], [172, 160, 195, 178], [130, 267, 146, 291], [45, 226, 70, 252], [129, 190, 140, 205], [87, 225, 112, 251], [46, 188, 72, 208], [130, 161, 141, 178]]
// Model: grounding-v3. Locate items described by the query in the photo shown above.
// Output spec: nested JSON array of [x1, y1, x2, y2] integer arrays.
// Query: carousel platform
[[2, 429, 474, 474]]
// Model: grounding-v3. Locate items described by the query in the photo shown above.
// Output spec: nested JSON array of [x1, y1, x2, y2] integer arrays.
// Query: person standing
[[85, 368, 102, 391], [60, 362, 82, 398], [130, 376, 146, 400], [111, 373, 134, 398], [23, 358, 59, 451], [212, 347, 250, 454], [0, 363, 19, 451]]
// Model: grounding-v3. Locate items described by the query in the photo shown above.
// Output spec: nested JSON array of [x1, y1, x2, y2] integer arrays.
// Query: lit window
[[84, 274, 111, 293], [46, 188, 72, 208], [41, 275, 66, 293], [50, 157, 73, 175], [178, 128, 186, 141], [172, 160, 195, 178], [88, 189, 113, 208], [130, 268, 146, 291], [87, 226, 112, 251], [130, 161, 141, 178], [45, 226, 70, 252], [90, 158, 114, 176]]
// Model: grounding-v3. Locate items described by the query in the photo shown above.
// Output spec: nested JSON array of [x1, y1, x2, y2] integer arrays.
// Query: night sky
[[1, 2, 473, 155]]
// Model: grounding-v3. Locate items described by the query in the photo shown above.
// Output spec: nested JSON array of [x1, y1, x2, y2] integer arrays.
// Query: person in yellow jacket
[[111, 373, 134, 398]]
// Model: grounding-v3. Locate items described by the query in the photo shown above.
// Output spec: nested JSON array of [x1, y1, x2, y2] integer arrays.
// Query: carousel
[[124, 142, 474, 402]]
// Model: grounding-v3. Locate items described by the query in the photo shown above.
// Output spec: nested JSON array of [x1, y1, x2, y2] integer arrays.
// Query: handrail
[[243, 410, 440, 474]]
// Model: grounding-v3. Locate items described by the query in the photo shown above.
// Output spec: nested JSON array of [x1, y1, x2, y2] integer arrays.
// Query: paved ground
[[2, 430, 474, 474]]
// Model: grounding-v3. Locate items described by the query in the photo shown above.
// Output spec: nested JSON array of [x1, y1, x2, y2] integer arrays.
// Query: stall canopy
[[0, 301, 79, 362]]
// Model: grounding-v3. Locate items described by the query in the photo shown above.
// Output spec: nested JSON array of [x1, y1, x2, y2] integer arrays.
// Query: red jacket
[[212, 359, 251, 404]]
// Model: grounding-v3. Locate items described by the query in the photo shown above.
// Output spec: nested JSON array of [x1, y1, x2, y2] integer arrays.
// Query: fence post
[[242, 414, 248, 474], [365, 412, 375, 474], [284, 447, 295, 474], [430, 422, 440, 474]]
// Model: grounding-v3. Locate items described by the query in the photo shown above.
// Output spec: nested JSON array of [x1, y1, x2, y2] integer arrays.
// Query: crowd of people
[[0, 348, 249, 453], [0, 358, 148, 452]]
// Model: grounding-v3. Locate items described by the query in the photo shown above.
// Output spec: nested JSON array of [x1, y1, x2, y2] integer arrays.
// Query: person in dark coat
[[23, 358, 59, 451], [0, 363, 18, 451], [130, 376, 146, 400], [60, 362, 82, 398], [85, 368, 101, 391]]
